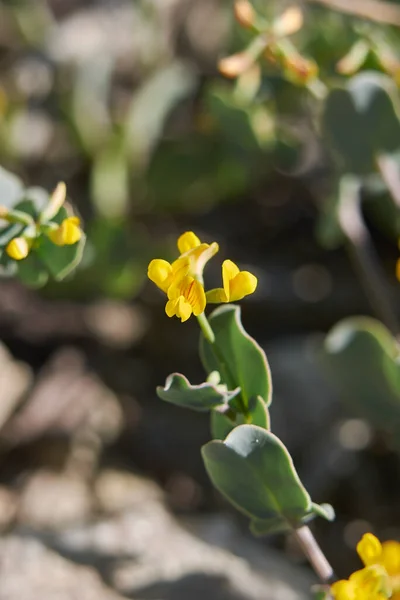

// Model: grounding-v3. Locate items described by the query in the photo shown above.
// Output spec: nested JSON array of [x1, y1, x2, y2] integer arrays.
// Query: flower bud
[[218, 52, 254, 78], [283, 54, 318, 84], [6, 237, 30, 260], [273, 6, 303, 37], [234, 0, 255, 29]]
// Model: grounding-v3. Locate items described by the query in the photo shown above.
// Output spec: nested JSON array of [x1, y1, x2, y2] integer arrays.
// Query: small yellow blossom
[[48, 217, 82, 246], [148, 231, 218, 321], [206, 259, 257, 303], [331, 534, 400, 600], [6, 237, 30, 260], [166, 275, 206, 322]]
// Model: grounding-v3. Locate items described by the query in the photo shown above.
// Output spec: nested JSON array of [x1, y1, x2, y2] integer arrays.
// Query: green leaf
[[157, 373, 240, 412], [323, 317, 400, 432], [35, 233, 86, 281], [17, 253, 49, 288], [200, 305, 272, 411], [202, 425, 311, 527], [323, 72, 400, 174], [310, 503, 335, 522], [248, 395, 270, 429], [249, 503, 334, 536], [249, 515, 293, 536], [14, 190, 49, 220]]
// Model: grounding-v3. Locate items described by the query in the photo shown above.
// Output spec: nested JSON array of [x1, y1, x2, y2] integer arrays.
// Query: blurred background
[[1, 0, 400, 598]]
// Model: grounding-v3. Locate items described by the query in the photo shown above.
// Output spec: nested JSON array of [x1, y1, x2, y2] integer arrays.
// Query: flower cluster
[[3, 182, 82, 261], [218, 1, 318, 85], [147, 231, 257, 322], [331, 534, 400, 600]]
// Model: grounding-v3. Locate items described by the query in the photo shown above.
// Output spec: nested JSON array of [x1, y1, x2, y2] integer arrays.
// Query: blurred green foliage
[[1, 0, 400, 299]]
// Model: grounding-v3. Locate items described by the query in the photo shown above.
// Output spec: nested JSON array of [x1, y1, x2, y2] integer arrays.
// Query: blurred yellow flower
[[5, 237, 30, 261], [331, 534, 400, 600], [331, 564, 390, 600], [206, 259, 257, 303], [48, 217, 82, 246]]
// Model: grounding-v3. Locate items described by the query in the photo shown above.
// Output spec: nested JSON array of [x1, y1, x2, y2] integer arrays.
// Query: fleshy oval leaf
[[323, 316, 400, 432], [202, 425, 312, 527], [323, 72, 400, 174], [200, 304, 272, 410]]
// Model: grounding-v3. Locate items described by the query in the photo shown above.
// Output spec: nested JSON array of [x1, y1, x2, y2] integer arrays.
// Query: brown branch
[[307, 0, 400, 27]]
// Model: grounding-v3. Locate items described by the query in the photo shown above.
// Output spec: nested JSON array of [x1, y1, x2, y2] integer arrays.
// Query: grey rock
[[54, 471, 312, 600], [0, 535, 125, 600]]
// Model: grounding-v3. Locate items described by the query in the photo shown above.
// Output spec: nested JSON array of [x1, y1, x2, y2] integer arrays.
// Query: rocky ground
[[0, 467, 314, 600]]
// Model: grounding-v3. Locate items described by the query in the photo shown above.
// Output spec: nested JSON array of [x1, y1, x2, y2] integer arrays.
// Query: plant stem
[[376, 153, 400, 210], [338, 176, 399, 335], [293, 525, 334, 584], [197, 312, 215, 344]]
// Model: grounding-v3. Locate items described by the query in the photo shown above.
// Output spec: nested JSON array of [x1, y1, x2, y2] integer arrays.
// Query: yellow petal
[[176, 296, 193, 322], [167, 276, 206, 317], [165, 295, 193, 322], [381, 541, 400, 576], [357, 534, 382, 567], [6, 237, 29, 260], [229, 271, 258, 302], [48, 217, 81, 246], [185, 279, 206, 316], [165, 297, 179, 318], [177, 231, 201, 254], [206, 288, 228, 303], [148, 259, 173, 293], [171, 256, 190, 282], [185, 242, 219, 279], [222, 260, 240, 300], [349, 564, 390, 598], [63, 217, 81, 244], [330, 579, 357, 600]]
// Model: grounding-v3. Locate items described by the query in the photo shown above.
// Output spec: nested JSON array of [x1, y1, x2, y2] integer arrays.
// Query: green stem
[[376, 153, 400, 210], [293, 525, 334, 584], [0, 208, 34, 227], [338, 176, 399, 336], [197, 312, 215, 344]]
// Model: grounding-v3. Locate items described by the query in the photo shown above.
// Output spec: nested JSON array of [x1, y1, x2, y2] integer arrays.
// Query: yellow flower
[[331, 565, 390, 600], [48, 217, 82, 246], [6, 237, 30, 260], [147, 231, 218, 321], [358, 534, 400, 595], [166, 275, 206, 322], [206, 259, 257, 303], [331, 534, 400, 600]]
